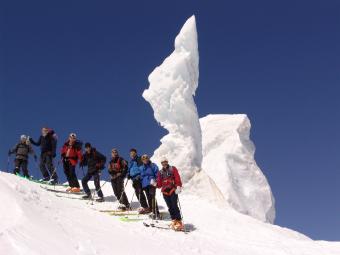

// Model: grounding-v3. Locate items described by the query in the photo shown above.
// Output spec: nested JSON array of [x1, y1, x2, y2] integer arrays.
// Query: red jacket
[[156, 166, 182, 195], [61, 141, 82, 166]]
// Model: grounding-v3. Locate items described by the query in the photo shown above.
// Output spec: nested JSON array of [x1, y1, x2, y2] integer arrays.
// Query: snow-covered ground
[[1, 172, 340, 255], [2, 15, 339, 255]]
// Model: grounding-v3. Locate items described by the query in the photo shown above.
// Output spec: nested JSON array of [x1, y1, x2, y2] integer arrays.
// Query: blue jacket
[[140, 162, 159, 188], [128, 156, 143, 180]]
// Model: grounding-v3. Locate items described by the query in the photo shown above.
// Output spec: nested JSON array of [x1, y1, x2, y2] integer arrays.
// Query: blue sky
[[1, 0, 339, 241]]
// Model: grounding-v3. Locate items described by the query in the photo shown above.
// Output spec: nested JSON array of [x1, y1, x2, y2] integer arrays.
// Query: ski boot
[[82, 194, 92, 200], [96, 197, 105, 203], [70, 187, 81, 193]]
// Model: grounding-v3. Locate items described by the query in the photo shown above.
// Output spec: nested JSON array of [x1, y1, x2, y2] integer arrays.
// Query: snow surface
[[1, 172, 340, 255], [143, 16, 202, 183], [200, 114, 275, 223]]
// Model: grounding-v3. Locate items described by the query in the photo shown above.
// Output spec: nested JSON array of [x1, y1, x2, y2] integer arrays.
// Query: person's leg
[[117, 177, 129, 208], [149, 186, 159, 215], [81, 172, 92, 195], [40, 154, 50, 179], [93, 173, 103, 198], [63, 162, 72, 186], [21, 160, 29, 178], [170, 193, 181, 220], [133, 180, 148, 208], [144, 186, 153, 210], [46, 155, 58, 181], [111, 178, 120, 200], [13, 159, 21, 175], [69, 165, 80, 188], [163, 194, 175, 219]]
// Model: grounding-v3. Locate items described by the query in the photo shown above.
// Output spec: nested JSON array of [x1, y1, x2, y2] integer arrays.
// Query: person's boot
[[70, 187, 81, 193], [96, 197, 105, 203], [138, 207, 150, 214], [117, 204, 127, 211], [66, 187, 72, 192], [82, 194, 92, 200], [174, 220, 184, 231]]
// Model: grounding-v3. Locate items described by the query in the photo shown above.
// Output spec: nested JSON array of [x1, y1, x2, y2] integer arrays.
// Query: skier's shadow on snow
[[184, 223, 196, 232]]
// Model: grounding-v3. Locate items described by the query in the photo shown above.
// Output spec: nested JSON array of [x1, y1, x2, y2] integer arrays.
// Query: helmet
[[20, 135, 27, 141], [69, 133, 77, 139]]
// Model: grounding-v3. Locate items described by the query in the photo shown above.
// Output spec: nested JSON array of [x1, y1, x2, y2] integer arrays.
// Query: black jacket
[[81, 148, 106, 173], [30, 131, 57, 156]]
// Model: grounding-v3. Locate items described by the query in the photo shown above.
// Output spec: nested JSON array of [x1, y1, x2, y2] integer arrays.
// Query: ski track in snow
[[1, 172, 340, 255]]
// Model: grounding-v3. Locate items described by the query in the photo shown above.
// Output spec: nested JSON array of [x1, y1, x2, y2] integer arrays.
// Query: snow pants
[[63, 161, 80, 188], [14, 159, 29, 178], [40, 152, 58, 181], [111, 176, 130, 208], [82, 171, 103, 198], [163, 192, 181, 221], [132, 178, 148, 209], [143, 185, 159, 215]]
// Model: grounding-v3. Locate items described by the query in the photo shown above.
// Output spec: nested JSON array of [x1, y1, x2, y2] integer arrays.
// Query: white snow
[[1, 172, 340, 255], [144, 15, 275, 223], [2, 15, 339, 255], [200, 114, 275, 223], [143, 15, 202, 183]]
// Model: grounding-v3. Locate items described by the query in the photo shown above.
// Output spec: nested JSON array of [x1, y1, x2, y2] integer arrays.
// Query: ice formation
[[144, 16, 275, 223], [200, 114, 276, 223], [143, 15, 202, 183]]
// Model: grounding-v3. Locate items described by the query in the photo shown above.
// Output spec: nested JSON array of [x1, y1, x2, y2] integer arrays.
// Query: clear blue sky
[[1, 0, 339, 241]]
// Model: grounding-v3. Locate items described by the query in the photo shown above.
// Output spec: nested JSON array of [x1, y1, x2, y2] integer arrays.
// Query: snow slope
[[143, 16, 202, 183], [200, 114, 275, 223], [1, 172, 340, 255]]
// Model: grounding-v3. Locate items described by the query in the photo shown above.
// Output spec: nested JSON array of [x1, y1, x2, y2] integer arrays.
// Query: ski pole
[[47, 159, 61, 185]]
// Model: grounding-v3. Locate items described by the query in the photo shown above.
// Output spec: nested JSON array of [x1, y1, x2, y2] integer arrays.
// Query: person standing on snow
[[61, 133, 82, 193], [80, 143, 106, 202], [108, 149, 130, 210], [127, 148, 149, 214], [29, 127, 58, 183], [140, 154, 160, 218], [156, 157, 184, 231], [8, 135, 36, 178]]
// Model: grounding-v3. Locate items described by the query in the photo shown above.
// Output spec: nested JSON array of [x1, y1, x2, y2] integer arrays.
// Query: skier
[[127, 148, 149, 214], [140, 154, 160, 218], [108, 148, 130, 210], [80, 143, 106, 202], [156, 158, 184, 231], [8, 135, 36, 178], [61, 133, 82, 193], [29, 127, 58, 184]]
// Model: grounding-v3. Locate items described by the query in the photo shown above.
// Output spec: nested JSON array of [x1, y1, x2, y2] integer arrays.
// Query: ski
[[119, 216, 145, 222], [16, 173, 67, 187], [143, 221, 189, 233], [55, 194, 87, 200], [40, 185, 84, 194]]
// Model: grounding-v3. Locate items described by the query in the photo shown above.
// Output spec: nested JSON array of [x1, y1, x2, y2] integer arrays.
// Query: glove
[[127, 174, 131, 180], [150, 179, 157, 187], [34, 155, 38, 162], [52, 153, 56, 158], [175, 186, 182, 195]]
